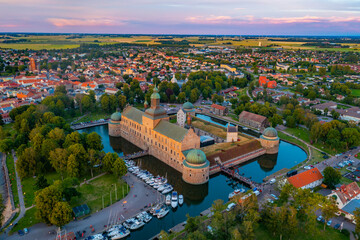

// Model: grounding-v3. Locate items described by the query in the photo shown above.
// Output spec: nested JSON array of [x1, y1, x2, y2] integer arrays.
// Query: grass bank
[[6, 154, 19, 207]]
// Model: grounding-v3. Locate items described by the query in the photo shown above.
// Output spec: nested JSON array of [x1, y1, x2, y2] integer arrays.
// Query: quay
[[71, 120, 108, 130], [123, 150, 149, 160]]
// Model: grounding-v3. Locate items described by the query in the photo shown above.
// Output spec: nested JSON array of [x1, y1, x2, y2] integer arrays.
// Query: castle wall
[[260, 138, 279, 154], [108, 121, 122, 137], [182, 164, 209, 185]]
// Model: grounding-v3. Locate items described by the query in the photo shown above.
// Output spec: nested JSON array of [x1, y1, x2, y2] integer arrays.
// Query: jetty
[[123, 150, 149, 160], [218, 162, 260, 189]]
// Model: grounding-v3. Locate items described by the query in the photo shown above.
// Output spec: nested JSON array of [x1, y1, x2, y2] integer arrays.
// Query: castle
[[109, 86, 279, 185], [109, 86, 210, 185]]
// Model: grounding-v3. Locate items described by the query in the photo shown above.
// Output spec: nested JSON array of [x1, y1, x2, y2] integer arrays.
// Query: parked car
[[267, 198, 274, 204], [317, 215, 323, 222], [226, 203, 236, 212], [270, 194, 278, 200], [18, 230, 24, 236], [24, 228, 28, 234], [327, 220, 332, 226], [334, 224, 341, 230], [269, 178, 276, 184]]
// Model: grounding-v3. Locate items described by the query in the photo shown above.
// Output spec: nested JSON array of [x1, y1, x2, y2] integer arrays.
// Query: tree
[[0, 194, 5, 226], [0, 139, 13, 154], [323, 167, 341, 189], [102, 152, 118, 172], [285, 116, 296, 128], [321, 199, 338, 230], [269, 114, 283, 127], [16, 147, 37, 178], [81, 95, 93, 112], [35, 185, 62, 224], [35, 175, 49, 190], [342, 128, 360, 149], [112, 158, 127, 177], [86, 132, 103, 151], [63, 131, 81, 148], [354, 208, 360, 235], [319, 67, 326, 76], [47, 127, 65, 145], [67, 154, 79, 177], [50, 201, 72, 227], [177, 92, 186, 103], [49, 148, 68, 178]]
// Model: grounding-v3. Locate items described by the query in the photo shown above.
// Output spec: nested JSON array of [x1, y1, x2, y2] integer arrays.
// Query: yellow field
[[0, 35, 359, 51]]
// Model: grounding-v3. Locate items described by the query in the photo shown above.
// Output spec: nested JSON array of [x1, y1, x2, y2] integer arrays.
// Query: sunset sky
[[1, 0, 360, 35]]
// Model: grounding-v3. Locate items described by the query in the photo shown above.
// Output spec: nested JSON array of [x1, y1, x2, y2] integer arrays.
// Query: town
[[0, 33, 360, 240]]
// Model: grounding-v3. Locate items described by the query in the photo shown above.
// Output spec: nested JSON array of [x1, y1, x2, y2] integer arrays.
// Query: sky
[[1, 0, 360, 35]]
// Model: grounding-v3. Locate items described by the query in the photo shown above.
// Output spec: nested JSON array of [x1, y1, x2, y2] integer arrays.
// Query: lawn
[[352, 89, 360, 97], [254, 222, 349, 240], [201, 139, 254, 156], [21, 172, 62, 208], [284, 127, 338, 155], [278, 131, 309, 155], [10, 207, 40, 234], [6, 154, 19, 207], [70, 174, 129, 213], [356, 153, 360, 160], [192, 118, 227, 139], [74, 112, 110, 124]]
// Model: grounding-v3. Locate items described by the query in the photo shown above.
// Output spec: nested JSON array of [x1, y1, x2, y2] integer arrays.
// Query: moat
[[79, 125, 307, 239]]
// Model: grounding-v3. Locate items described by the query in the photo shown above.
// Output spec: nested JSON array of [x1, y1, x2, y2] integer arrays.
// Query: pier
[[123, 150, 149, 160], [71, 120, 108, 130]]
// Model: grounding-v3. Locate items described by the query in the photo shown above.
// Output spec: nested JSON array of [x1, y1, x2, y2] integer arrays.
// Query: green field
[[351, 89, 360, 97], [74, 112, 110, 124], [70, 174, 129, 212]]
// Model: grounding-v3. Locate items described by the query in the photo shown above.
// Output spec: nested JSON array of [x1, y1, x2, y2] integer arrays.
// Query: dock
[[218, 163, 260, 189], [71, 121, 108, 130], [124, 150, 149, 160]]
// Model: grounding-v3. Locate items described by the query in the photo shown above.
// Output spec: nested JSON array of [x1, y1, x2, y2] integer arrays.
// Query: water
[[78, 125, 307, 239]]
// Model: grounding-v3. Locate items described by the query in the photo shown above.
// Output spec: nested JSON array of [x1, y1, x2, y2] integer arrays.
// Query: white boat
[[157, 208, 170, 219], [178, 195, 184, 205], [228, 189, 245, 199], [111, 226, 130, 239], [166, 195, 171, 205], [130, 220, 145, 230], [92, 234, 105, 240], [123, 218, 136, 228], [162, 186, 173, 194], [158, 185, 166, 192], [171, 191, 178, 208], [150, 204, 162, 215]]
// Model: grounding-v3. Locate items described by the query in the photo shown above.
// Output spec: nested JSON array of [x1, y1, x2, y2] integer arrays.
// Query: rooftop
[[287, 168, 323, 188]]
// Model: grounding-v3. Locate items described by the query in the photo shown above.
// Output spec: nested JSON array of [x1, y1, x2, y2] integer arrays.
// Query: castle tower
[[226, 125, 238, 142], [108, 111, 122, 137], [29, 58, 36, 72], [182, 149, 209, 185], [143, 85, 169, 129], [259, 127, 280, 154]]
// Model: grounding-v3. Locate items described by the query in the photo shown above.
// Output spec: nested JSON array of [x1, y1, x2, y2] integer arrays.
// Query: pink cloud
[[47, 18, 124, 27], [185, 15, 360, 25], [0, 24, 18, 28]]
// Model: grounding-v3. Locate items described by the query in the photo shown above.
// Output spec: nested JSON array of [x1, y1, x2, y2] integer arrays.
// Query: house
[[211, 104, 228, 116], [287, 167, 323, 189], [328, 182, 360, 209], [105, 88, 118, 95], [238, 111, 269, 130]]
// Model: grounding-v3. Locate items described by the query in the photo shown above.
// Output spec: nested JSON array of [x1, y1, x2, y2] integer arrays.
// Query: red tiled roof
[[288, 168, 323, 188], [211, 104, 227, 111]]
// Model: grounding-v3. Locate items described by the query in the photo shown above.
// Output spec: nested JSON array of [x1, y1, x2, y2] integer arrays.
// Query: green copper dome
[[111, 112, 122, 121], [186, 149, 207, 165], [151, 86, 161, 100], [263, 127, 278, 138], [183, 102, 194, 110]]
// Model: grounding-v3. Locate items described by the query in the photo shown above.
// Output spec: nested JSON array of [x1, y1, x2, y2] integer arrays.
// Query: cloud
[[185, 15, 360, 25], [0, 24, 18, 28], [47, 18, 124, 27]]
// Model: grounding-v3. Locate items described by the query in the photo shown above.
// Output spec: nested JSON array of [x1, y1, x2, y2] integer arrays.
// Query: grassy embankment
[[6, 154, 19, 207]]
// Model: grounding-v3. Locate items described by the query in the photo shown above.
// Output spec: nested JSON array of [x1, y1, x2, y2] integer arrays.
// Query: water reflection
[[257, 153, 278, 172]]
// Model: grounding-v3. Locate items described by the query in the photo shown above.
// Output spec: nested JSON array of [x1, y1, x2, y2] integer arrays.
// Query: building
[[328, 182, 360, 209], [238, 111, 269, 130], [211, 104, 228, 116], [226, 125, 238, 142], [29, 58, 36, 72], [259, 127, 279, 154], [259, 76, 277, 89], [109, 86, 209, 185], [177, 102, 196, 128], [287, 167, 323, 189]]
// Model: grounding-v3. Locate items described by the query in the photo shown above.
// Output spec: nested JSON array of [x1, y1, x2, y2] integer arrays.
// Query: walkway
[[71, 121, 108, 130], [4, 173, 162, 240]]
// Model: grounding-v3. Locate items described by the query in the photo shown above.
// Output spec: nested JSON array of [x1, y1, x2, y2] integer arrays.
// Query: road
[[3, 173, 162, 240]]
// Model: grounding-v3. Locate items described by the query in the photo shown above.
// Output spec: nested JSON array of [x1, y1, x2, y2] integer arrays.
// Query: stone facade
[[259, 127, 280, 154], [182, 161, 209, 185], [226, 125, 238, 142], [238, 111, 269, 131]]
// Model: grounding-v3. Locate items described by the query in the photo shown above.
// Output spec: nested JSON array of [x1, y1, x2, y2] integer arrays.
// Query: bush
[[341, 229, 350, 238]]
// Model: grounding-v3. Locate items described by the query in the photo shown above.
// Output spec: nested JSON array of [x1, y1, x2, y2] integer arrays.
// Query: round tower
[[182, 149, 209, 185], [259, 127, 280, 154], [108, 111, 122, 137]]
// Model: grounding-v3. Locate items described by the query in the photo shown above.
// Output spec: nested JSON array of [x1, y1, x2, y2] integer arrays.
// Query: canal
[[78, 125, 307, 239]]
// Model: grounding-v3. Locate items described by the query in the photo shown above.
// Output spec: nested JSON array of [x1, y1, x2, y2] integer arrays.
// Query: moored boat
[[178, 195, 184, 205]]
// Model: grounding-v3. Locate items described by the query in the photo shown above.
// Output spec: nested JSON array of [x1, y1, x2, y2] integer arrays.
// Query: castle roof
[[186, 149, 207, 165], [263, 127, 278, 138], [111, 112, 121, 121], [122, 106, 144, 124], [154, 120, 188, 142]]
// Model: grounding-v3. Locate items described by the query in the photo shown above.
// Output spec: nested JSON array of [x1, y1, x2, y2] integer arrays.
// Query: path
[[4, 173, 162, 240], [5, 150, 26, 234], [79, 172, 106, 186]]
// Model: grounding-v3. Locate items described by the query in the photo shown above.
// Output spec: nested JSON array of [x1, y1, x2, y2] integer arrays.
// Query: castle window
[[189, 174, 191, 177]]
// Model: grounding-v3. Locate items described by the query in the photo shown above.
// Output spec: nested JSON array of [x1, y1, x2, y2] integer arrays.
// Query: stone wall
[[193, 127, 225, 143], [182, 164, 209, 185]]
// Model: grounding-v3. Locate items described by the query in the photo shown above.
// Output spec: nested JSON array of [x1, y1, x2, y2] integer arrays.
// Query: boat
[[162, 186, 173, 194], [171, 191, 178, 208], [140, 211, 152, 223], [123, 218, 136, 229], [158, 184, 166, 192], [130, 220, 145, 230], [178, 195, 184, 205], [111, 226, 130, 239], [165, 195, 171, 205], [92, 233, 105, 240], [228, 189, 246, 199], [150, 204, 162, 215], [157, 207, 170, 219]]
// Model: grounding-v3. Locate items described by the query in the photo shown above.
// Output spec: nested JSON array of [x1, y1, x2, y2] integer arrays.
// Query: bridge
[[217, 161, 260, 189], [71, 121, 108, 130], [123, 150, 149, 160]]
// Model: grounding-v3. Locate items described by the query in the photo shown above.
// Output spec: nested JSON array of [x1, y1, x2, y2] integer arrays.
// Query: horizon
[[1, 0, 360, 35]]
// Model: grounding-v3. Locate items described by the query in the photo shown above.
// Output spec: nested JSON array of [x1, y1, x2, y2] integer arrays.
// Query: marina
[[78, 124, 307, 239]]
